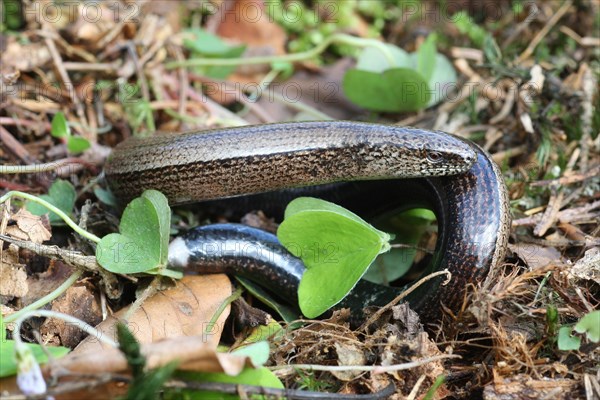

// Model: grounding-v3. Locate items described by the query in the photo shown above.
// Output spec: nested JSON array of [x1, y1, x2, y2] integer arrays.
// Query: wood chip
[[0, 244, 28, 297]]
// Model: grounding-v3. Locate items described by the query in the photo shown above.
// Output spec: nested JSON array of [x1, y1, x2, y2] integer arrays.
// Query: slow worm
[[104, 121, 510, 320]]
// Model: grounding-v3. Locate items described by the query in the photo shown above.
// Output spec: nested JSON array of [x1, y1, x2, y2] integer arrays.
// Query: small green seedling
[[50, 112, 90, 154]]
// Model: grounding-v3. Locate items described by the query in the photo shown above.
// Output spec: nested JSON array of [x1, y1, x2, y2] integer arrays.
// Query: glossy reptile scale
[[104, 121, 510, 321]]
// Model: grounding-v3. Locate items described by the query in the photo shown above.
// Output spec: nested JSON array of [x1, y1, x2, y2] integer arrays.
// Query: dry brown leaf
[[12, 333, 258, 400], [143, 0, 183, 34], [197, 0, 288, 105], [4, 225, 29, 241], [11, 208, 52, 243], [240, 211, 278, 233], [563, 63, 590, 91], [35, 275, 236, 392], [216, 0, 286, 56], [215, 0, 287, 85], [51, 334, 255, 376], [0, 376, 126, 400], [508, 243, 564, 269], [73, 275, 232, 354]]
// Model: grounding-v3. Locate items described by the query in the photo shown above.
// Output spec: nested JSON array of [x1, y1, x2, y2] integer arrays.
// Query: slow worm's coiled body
[[105, 121, 510, 320]]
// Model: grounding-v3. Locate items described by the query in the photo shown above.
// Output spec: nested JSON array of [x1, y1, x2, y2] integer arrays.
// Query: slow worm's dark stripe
[[104, 121, 510, 320]]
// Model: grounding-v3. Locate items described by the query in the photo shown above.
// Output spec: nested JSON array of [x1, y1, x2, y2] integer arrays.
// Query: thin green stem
[[151, 268, 183, 279], [205, 286, 243, 335], [4, 271, 83, 324], [247, 69, 281, 102], [12, 310, 118, 349], [166, 33, 395, 69], [423, 375, 447, 400], [533, 271, 552, 304], [258, 69, 281, 91], [0, 191, 101, 243]]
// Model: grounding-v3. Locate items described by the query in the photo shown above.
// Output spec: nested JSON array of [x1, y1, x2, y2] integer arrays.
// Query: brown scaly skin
[[104, 121, 476, 203], [105, 121, 510, 321]]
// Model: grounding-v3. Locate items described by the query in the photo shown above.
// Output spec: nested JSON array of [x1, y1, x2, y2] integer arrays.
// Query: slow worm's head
[[375, 126, 478, 177], [417, 129, 477, 176]]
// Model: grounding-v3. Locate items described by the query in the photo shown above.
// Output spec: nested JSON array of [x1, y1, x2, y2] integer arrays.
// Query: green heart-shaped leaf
[[347, 39, 457, 111], [557, 326, 581, 351], [66, 136, 91, 154], [141, 189, 170, 265], [574, 310, 600, 343], [284, 196, 374, 229], [96, 190, 172, 274], [27, 179, 76, 225], [355, 44, 411, 72], [342, 68, 431, 112], [50, 112, 70, 139], [183, 28, 235, 56], [231, 341, 271, 366], [278, 198, 390, 318], [416, 33, 437, 82], [409, 52, 457, 107], [183, 28, 246, 79]]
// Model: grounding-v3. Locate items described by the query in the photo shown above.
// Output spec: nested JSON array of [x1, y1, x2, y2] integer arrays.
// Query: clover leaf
[[27, 179, 76, 225], [96, 190, 180, 277], [343, 68, 431, 112], [416, 33, 437, 82], [343, 36, 456, 111], [277, 197, 391, 318], [574, 310, 600, 343], [557, 326, 581, 351], [66, 136, 91, 154], [50, 111, 70, 139]]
